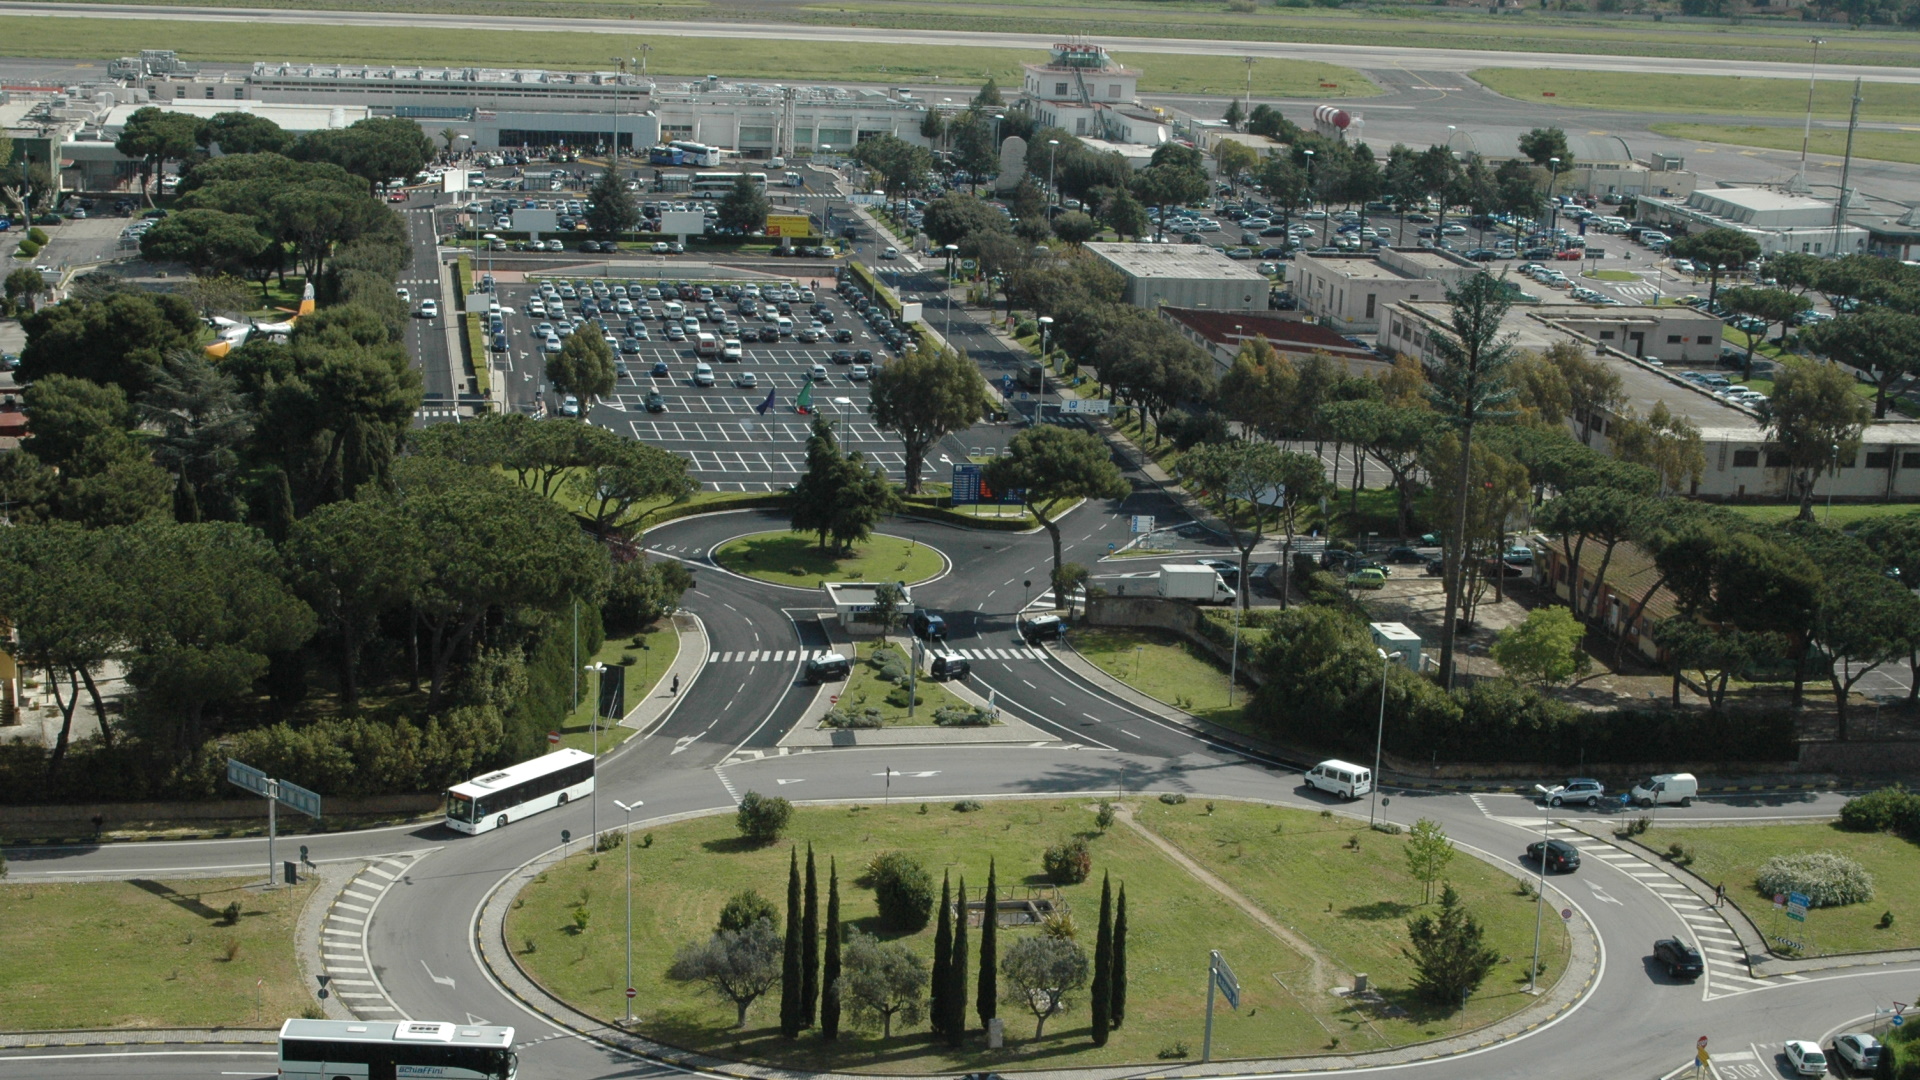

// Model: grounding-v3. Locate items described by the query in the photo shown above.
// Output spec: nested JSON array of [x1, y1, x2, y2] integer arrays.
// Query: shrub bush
[[735, 791, 792, 844], [27, 227, 49, 246], [1839, 785, 1920, 836], [933, 704, 993, 727], [15, 241, 40, 259], [824, 706, 884, 728], [717, 888, 778, 933], [1159, 792, 1188, 805], [1043, 837, 1092, 884], [952, 799, 984, 812], [885, 683, 917, 709], [868, 851, 935, 931], [1755, 851, 1875, 908]]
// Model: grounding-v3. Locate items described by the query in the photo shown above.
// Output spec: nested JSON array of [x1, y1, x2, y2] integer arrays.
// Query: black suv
[[1526, 839, 1582, 873], [803, 652, 852, 685], [1652, 938, 1703, 980]]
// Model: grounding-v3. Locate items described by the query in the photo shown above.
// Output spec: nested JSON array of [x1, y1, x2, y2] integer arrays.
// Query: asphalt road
[[4, 1, 1920, 84]]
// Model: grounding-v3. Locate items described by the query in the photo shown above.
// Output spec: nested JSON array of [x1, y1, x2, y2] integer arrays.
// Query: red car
[[386, 191, 408, 203], [1553, 248, 1583, 261]]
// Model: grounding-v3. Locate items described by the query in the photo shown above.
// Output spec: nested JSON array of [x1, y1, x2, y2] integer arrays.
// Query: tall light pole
[[1797, 37, 1825, 192], [585, 662, 606, 845], [1047, 138, 1061, 219], [1038, 314, 1053, 363], [1370, 648, 1401, 828], [1545, 156, 1563, 245], [1529, 793, 1550, 994], [1445, 125, 1456, 152], [1242, 57, 1255, 127], [1827, 441, 1840, 525], [613, 797, 643, 1023], [611, 57, 627, 171], [638, 42, 651, 78], [1303, 148, 1321, 245]]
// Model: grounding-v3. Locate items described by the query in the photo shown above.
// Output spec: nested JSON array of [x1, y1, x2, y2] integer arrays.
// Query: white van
[[695, 332, 719, 357], [1304, 759, 1372, 800], [1630, 772, 1697, 808], [776, 316, 794, 337]]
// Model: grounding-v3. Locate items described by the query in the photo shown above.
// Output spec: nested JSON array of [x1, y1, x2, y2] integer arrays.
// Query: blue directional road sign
[[1211, 951, 1240, 1009], [1787, 892, 1809, 922], [226, 758, 270, 798], [277, 778, 323, 820]]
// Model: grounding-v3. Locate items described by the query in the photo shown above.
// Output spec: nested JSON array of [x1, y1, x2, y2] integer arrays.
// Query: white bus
[[690, 171, 767, 196], [446, 747, 594, 835], [670, 140, 722, 167], [278, 1019, 517, 1079]]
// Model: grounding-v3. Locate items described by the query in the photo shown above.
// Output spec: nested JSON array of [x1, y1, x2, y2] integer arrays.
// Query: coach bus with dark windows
[[278, 1019, 517, 1079], [670, 139, 722, 167], [649, 144, 687, 166], [445, 747, 594, 834]]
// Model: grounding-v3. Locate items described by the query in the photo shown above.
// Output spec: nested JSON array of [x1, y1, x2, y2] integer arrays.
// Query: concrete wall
[[0, 792, 441, 828]]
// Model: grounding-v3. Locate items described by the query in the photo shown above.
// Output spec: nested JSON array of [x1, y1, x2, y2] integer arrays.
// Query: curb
[[0, 1030, 276, 1049]]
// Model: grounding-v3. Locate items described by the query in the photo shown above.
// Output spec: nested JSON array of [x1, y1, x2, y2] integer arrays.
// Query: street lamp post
[[1037, 315, 1053, 365], [1529, 794, 1550, 994], [1827, 442, 1840, 525], [1302, 148, 1323, 245], [1370, 648, 1402, 828], [585, 662, 606, 845], [613, 797, 643, 1023]]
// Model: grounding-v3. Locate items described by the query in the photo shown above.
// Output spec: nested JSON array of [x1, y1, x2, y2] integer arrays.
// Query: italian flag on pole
[[796, 378, 814, 414]]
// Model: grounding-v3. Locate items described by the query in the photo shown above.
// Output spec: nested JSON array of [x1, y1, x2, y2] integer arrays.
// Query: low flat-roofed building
[[1158, 306, 1382, 375], [1291, 248, 1478, 333], [1865, 206, 1920, 263], [1085, 242, 1270, 311], [1637, 186, 1867, 257]]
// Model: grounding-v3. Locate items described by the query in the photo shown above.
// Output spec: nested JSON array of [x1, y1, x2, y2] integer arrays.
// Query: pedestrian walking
[[1714, 882, 1726, 908], [671, 674, 681, 695]]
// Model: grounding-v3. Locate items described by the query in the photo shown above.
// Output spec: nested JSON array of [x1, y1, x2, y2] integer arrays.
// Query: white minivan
[[1629, 772, 1697, 808], [1304, 759, 1372, 800]]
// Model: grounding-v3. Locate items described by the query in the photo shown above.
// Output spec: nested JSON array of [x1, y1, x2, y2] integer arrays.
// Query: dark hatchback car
[[1652, 938, 1703, 980], [1526, 838, 1582, 873], [1384, 547, 1428, 565]]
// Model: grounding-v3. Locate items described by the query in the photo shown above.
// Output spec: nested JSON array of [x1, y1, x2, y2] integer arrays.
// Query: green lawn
[[555, 622, 679, 755], [0, 877, 315, 1029], [1641, 822, 1920, 956], [1583, 269, 1642, 283], [1473, 69, 1920, 121], [1648, 123, 1920, 167], [712, 531, 945, 588], [1137, 799, 1569, 1038], [507, 798, 1566, 1069], [1070, 627, 1251, 732], [834, 640, 975, 726], [1723, 502, 1920, 527], [0, 16, 1370, 99]]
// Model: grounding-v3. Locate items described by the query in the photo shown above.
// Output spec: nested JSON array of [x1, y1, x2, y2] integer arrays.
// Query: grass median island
[[555, 623, 679, 755], [1640, 822, 1920, 956], [506, 797, 1566, 1069], [828, 640, 979, 726], [1473, 68, 1920, 120], [713, 530, 945, 588], [0, 877, 315, 1030], [1648, 123, 1920, 167]]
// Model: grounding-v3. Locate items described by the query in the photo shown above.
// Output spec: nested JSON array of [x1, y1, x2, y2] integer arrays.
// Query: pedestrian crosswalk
[[1532, 824, 1803, 999], [705, 647, 1044, 664]]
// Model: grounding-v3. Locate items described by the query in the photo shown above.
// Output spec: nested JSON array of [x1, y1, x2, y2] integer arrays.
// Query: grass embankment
[[835, 640, 974, 726], [1070, 627, 1251, 732], [507, 798, 1566, 1069], [712, 531, 945, 588], [1473, 69, 1920, 120], [1724, 503, 1920, 526], [0, 16, 1371, 98], [554, 622, 679, 756], [1640, 822, 1920, 956], [0, 877, 315, 1030], [1648, 123, 1920, 167]]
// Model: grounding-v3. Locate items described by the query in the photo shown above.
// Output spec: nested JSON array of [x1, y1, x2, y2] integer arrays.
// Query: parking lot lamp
[[1370, 648, 1401, 828]]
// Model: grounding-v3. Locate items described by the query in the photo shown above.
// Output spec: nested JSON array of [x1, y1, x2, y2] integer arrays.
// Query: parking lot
[[486, 270, 911, 491]]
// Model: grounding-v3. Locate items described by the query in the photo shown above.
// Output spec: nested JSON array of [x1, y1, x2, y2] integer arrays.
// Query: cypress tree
[[1090, 871, 1113, 1046], [801, 842, 820, 1027], [946, 876, 969, 1047], [931, 871, 953, 1038], [822, 857, 843, 1040], [976, 857, 998, 1028], [781, 846, 802, 1038], [1111, 883, 1128, 1029]]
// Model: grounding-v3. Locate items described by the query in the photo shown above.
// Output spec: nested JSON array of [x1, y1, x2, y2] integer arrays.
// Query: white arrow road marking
[[672, 734, 703, 754], [776, 779, 806, 785], [422, 961, 455, 988], [871, 771, 942, 778], [1587, 883, 1622, 905], [465, 1013, 491, 1025]]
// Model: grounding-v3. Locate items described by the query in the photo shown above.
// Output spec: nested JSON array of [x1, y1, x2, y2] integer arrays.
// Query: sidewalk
[[618, 612, 707, 735]]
